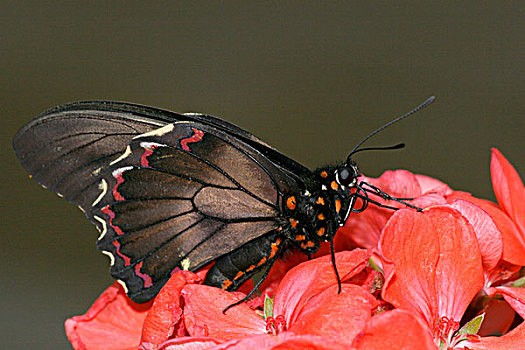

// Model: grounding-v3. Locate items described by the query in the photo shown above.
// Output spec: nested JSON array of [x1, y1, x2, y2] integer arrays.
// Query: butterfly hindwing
[[92, 122, 298, 302]]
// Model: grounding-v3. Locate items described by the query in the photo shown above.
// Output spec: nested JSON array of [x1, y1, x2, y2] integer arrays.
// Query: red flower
[[351, 309, 436, 349], [376, 203, 524, 349], [444, 149, 525, 288], [379, 207, 485, 347]]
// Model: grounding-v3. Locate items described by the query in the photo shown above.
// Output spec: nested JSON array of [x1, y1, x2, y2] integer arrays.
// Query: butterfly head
[[315, 161, 361, 229]]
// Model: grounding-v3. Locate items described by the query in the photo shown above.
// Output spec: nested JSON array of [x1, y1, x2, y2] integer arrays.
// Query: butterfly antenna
[[346, 96, 435, 163]]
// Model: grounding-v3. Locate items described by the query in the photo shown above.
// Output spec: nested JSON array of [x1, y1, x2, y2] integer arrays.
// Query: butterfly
[[13, 97, 434, 305]]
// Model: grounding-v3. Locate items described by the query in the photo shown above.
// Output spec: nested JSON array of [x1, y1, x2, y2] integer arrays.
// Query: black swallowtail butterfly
[[13, 97, 434, 305]]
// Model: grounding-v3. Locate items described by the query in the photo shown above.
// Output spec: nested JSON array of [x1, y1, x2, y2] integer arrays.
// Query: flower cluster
[[65, 149, 525, 349]]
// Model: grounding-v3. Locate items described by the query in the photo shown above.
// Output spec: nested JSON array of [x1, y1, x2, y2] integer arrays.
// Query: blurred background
[[1, 2, 523, 348]]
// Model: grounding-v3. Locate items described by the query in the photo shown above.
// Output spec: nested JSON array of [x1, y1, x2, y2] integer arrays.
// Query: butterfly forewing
[[92, 122, 295, 302], [13, 109, 168, 211], [13, 101, 304, 214]]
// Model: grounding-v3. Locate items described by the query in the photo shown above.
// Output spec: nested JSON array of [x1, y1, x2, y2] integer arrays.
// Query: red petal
[[65, 282, 152, 350], [448, 192, 525, 266], [352, 309, 436, 350], [447, 199, 503, 272], [209, 333, 349, 350], [491, 148, 525, 236], [182, 284, 266, 341], [266, 334, 349, 350], [468, 321, 525, 349], [487, 286, 525, 318], [141, 270, 204, 346], [289, 284, 379, 345], [366, 170, 422, 197], [379, 208, 484, 330], [157, 336, 221, 350], [339, 203, 392, 248], [410, 193, 448, 208], [273, 249, 372, 326], [414, 174, 453, 195], [257, 250, 311, 298]]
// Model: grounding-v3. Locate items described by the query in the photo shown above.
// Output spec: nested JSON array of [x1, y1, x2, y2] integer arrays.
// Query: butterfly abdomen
[[204, 231, 285, 290]]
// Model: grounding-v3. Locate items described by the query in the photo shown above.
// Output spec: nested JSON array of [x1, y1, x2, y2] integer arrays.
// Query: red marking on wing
[[135, 261, 153, 288], [180, 128, 204, 151], [140, 143, 160, 167], [113, 171, 126, 201], [101, 206, 125, 236], [141, 149, 154, 167], [112, 240, 131, 266]]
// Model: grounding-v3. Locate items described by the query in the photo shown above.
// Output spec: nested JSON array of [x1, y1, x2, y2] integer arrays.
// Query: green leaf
[[368, 257, 383, 273], [510, 276, 525, 287], [457, 313, 485, 336], [263, 294, 273, 320]]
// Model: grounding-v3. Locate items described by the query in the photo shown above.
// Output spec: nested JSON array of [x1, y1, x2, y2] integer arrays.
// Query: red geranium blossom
[[378, 207, 485, 348], [353, 205, 525, 349], [65, 149, 525, 349]]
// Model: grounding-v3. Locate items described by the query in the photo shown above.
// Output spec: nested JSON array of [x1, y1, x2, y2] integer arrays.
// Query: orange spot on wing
[[335, 199, 341, 213], [295, 234, 306, 241], [331, 181, 339, 190], [234, 271, 244, 280], [269, 238, 281, 258], [257, 257, 267, 266], [246, 265, 256, 272], [222, 280, 233, 289], [320, 171, 328, 178], [286, 196, 296, 210], [317, 213, 325, 220], [317, 227, 326, 236], [301, 241, 316, 249], [316, 197, 325, 205], [290, 218, 298, 228]]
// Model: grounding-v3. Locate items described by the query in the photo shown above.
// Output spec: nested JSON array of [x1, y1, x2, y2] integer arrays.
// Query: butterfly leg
[[359, 181, 422, 211]]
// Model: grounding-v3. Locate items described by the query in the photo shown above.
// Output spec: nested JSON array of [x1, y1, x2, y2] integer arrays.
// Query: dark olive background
[[1, 2, 523, 348]]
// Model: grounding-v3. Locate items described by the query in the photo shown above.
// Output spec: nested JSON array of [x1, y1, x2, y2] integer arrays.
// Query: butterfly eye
[[337, 167, 353, 186]]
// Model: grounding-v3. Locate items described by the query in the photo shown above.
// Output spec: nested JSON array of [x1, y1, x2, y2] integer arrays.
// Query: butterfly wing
[[91, 122, 300, 302], [13, 101, 309, 212]]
